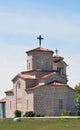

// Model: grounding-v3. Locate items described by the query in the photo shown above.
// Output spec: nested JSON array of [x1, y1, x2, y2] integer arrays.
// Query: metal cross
[[55, 49, 58, 55], [37, 35, 44, 47]]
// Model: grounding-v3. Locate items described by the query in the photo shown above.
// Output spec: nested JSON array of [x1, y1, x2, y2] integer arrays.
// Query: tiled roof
[[12, 70, 55, 81], [26, 47, 54, 53], [25, 81, 75, 91], [53, 55, 64, 59], [53, 56, 68, 66], [25, 82, 67, 91], [40, 72, 66, 80], [12, 70, 66, 83], [19, 73, 36, 79], [5, 89, 13, 93], [49, 82, 67, 86], [53, 55, 64, 62], [21, 69, 51, 74], [12, 73, 37, 81], [0, 97, 6, 103], [18, 71, 66, 80], [40, 72, 57, 79]]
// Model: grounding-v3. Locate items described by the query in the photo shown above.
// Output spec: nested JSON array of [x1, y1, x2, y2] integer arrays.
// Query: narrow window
[[29, 63, 30, 70], [57, 67, 64, 75], [10, 101, 12, 110], [46, 61, 48, 69], [59, 99, 63, 109], [27, 100, 29, 110], [27, 60, 28, 70]]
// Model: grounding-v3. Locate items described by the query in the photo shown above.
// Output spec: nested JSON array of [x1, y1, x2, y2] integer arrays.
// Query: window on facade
[[29, 63, 31, 70], [16, 80, 21, 88], [57, 67, 64, 75], [59, 99, 63, 109], [46, 61, 49, 69], [47, 98, 52, 111], [36, 65, 39, 69], [26, 100, 29, 110], [27, 60, 28, 70], [10, 101, 12, 110]]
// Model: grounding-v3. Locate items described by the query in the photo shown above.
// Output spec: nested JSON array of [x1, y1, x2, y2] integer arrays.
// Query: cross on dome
[[55, 49, 58, 55], [37, 35, 44, 47]]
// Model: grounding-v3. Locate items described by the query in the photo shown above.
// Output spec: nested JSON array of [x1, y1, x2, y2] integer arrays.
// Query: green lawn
[[0, 118, 80, 130]]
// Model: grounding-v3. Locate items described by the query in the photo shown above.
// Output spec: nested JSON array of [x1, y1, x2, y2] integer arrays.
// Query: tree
[[75, 83, 80, 115], [75, 83, 80, 102], [14, 110, 21, 117]]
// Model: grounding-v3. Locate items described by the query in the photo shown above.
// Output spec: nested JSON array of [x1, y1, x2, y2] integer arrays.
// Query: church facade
[[5, 36, 76, 118]]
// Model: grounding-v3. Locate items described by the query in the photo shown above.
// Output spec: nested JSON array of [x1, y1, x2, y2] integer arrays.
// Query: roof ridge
[[25, 81, 67, 91], [26, 47, 54, 53]]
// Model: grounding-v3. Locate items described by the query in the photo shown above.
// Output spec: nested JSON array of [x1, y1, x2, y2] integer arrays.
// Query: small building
[[0, 98, 6, 118], [1, 36, 76, 118]]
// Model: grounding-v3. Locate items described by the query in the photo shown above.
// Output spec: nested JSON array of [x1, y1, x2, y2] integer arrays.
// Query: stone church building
[[0, 36, 76, 118]]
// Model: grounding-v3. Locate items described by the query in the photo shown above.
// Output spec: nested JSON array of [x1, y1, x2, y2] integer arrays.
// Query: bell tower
[[53, 49, 68, 77], [26, 36, 54, 71]]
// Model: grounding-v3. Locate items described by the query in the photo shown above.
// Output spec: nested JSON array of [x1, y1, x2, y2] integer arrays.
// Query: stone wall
[[33, 85, 76, 116], [6, 78, 26, 118], [6, 77, 35, 118], [27, 51, 53, 71], [38, 74, 67, 85], [6, 79, 76, 118], [22, 91, 34, 115], [6, 93, 14, 118]]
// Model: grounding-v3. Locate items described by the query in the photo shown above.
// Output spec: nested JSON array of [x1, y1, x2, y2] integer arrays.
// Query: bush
[[61, 111, 72, 116], [76, 103, 80, 116], [14, 110, 21, 117], [25, 111, 40, 117], [25, 111, 35, 117], [34, 112, 40, 117]]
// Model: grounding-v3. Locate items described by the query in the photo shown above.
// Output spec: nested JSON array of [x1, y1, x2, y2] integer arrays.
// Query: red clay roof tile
[[26, 47, 54, 53], [5, 89, 13, 93], [25, 82, 67, 91], [0, 97, 6, 103], [40, 72, 56, 79], [53, 55, 64, 59], [19, 73, 36, 79]]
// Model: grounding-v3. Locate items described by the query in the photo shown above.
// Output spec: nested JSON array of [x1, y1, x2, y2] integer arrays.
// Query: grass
[[0, 118, 80, 130]]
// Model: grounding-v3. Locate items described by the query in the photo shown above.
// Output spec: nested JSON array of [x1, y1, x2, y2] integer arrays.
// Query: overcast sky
[[0, 0, 80, 98]]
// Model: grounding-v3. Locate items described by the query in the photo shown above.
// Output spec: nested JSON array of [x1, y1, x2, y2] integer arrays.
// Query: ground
[[0, 118, 80, 130]]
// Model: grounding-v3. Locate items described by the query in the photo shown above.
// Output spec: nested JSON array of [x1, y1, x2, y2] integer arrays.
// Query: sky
[[0, 0, 80, 98]]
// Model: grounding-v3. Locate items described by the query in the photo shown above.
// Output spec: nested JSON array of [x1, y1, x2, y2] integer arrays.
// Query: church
[[0, 35, 76, 118]]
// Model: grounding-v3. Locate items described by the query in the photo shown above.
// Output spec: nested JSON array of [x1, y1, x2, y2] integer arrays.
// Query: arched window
[[57, 67, 64, 75], [16, 80, 21, 88]]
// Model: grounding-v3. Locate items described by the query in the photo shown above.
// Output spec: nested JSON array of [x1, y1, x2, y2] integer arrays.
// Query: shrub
[[25, 111, 35, 117], [25, 111, 40, 117], [76, 103, 80, 116], [61, 111, 72, 116], [14, 110, 21, 117], [34, 112, 40, 117], [45, 110, 50, 116]]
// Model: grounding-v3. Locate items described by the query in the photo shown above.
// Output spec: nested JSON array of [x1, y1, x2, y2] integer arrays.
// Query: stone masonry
[[5, 39, 76, 118]]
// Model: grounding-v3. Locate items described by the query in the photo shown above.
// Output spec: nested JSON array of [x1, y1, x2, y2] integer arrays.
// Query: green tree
[[75, 83, 80, 115], [14, 110, 21, 117], [75, 83, 80, 102]]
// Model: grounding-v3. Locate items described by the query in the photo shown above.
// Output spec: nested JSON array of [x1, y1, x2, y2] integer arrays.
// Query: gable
[[57, 61, 68, 67], [25, 81, 75, 93], [39, 72, 67, 85]]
